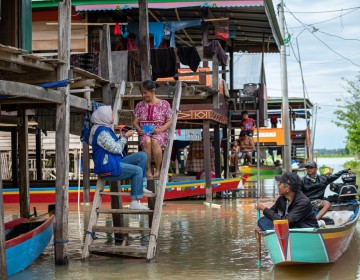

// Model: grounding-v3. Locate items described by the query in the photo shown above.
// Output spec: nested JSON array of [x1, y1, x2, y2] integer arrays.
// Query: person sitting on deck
[[255, 172, 318, 231], [239, 131, 255, 165], [301, 161, 354, 220], [89, 105, 150, 210], [239, 110, 255, 137], [133, 80, 173, 179]]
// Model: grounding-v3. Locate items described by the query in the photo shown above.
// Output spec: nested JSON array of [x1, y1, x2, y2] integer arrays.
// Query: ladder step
[[97, 209, 153, 214], [89, 244, 148, 254], [100, 191, 156, 198], [92, 226, 151, 234]]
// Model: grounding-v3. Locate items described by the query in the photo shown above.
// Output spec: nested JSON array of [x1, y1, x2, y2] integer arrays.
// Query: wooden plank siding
[[32, 21, 87, 53]]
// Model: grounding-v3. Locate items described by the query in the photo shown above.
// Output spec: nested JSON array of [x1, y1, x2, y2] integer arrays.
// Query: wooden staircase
[[82, 81, 182, 261]]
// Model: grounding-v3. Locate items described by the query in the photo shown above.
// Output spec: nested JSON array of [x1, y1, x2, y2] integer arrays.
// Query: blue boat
[[5, 215, 54, 276]]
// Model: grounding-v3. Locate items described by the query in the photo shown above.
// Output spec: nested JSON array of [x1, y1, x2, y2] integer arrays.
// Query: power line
[[285, 7, 360, 68], [284, 6, 360, 14]]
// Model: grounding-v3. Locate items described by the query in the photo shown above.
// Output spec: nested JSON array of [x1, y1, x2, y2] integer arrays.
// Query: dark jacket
[[263, 191, 318, 228], [301, 169, 349, 200]]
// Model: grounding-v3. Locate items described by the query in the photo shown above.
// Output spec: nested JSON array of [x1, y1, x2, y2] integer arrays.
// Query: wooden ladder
[[82, 81, 182, 261]]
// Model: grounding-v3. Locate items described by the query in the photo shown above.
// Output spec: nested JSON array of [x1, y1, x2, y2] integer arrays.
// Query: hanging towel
[[177, 47, 201, 72], [150, 48, 177, 80], [203, 40, 228, 65]]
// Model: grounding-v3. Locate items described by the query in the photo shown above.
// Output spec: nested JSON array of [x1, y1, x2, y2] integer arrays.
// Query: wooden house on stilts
[[0, 0, 281, 277]]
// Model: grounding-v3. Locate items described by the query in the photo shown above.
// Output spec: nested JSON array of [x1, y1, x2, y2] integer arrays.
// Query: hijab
[[89, 105, 113, 145]]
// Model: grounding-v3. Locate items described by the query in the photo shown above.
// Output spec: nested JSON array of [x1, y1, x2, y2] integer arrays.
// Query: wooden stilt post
[[11, 128, 18, 188], [214, 124, 221, 178], [100, 25, 113, 106], [203, 120, 212, 202], [138, 0, 151, 80], [54, 0, 71, 265], [83, 86, 91, 203], [18, 107, 30, 218], [0, 158, 7, 279], [35, 128, 42, 180]]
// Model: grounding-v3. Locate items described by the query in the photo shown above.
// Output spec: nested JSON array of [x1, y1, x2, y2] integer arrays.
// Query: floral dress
[[134, 99, 172, 149]]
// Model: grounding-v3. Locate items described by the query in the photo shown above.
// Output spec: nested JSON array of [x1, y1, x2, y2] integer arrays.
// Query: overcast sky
[[264, 0, 360, 150]]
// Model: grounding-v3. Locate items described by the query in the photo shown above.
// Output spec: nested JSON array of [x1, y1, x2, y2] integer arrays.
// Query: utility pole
[[279, 0, 291, 172]]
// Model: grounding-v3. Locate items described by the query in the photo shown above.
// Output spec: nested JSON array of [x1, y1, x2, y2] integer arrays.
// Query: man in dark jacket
[[256, 172, 318, 231], [301, 161, 353, 220]]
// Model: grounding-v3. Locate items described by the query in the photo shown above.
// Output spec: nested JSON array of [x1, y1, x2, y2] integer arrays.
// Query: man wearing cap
[[302, 161, 353, 220], [255, 172, 318, 231]]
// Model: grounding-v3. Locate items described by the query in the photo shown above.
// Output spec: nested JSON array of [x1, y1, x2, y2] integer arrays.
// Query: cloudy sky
[[264, 0, 360, 150]]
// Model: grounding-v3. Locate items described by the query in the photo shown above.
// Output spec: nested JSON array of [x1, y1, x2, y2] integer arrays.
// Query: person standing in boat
[[255, 172, 318, 231], [90, 105, 150, 210], [133, 80, 173, 179], [301, 161, 354, 220]]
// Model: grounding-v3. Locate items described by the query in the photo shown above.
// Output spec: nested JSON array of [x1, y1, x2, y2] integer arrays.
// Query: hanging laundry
[[164, 20, 202, 47], [203, 40, 229, 66], [177, 46, 201, 72], [150, 48, 177, 80], [127, 22, 165, 48], [114, 22, 121, 36], [212, 19, 229, 41]]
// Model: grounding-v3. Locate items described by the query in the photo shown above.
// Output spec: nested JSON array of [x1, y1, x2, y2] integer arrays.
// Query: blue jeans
[[258, 217, 274, 231], [107, 151, 147, 200]]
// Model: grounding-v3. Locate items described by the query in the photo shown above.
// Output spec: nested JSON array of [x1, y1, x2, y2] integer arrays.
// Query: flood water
[[4, 158, 360, 280]]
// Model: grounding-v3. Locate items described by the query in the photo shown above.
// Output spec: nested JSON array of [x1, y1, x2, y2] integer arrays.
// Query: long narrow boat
[[5, 215, 55, 276], [262, 201, 359, 265], [3, 177, 241, 203], [240, 165, 282, 176]]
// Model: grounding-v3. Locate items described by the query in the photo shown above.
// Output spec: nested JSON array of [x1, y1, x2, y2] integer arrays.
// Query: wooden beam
[[139, 0, 151, 80], [0, 60, 27, 73], [11, 128, 18, 188], [203, 120, 212, 202], [36, 128, 42, 180], [0, 71, 58, 84], [99, 25, 113, 105], [0, 115, 19, 125], [214, 124, 221, 178], [70, 79, 95, 89], [0, 80, 64, 103], [18, 107, 30, 218], [54, 0, 71, 266], [0, 51, 55, 72], [0, 138, 6, 278]]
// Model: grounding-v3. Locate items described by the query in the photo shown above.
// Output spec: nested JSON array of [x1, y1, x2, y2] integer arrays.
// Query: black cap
[[274, 172, 302, 192], [305, 161, 317, 168], [141, 80, 159, 91]]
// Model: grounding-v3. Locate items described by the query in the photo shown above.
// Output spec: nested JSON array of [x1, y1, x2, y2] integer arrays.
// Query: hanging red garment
[[114, 22, 121, 36]]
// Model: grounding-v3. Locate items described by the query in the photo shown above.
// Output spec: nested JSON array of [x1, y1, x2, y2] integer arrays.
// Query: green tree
[[334, 74, 360, 155]]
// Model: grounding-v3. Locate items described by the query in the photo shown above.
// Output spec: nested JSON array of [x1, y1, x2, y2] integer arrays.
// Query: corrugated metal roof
[[32, 0, 282, 53]]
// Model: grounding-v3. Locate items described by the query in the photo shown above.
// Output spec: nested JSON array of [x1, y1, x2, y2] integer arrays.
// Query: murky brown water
[[5, 197, 360, 280], [5, 158, 360, 279]]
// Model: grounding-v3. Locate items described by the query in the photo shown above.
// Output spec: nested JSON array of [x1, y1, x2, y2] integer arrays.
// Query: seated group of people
[[90, 80, 172, 210], [256, 161, 354, 230]]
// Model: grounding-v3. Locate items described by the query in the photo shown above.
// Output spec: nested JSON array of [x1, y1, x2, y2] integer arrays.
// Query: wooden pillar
[[203, 120, 212, 202], [214, 124, 221, 178], [82, 142, 90, 203], [212, 55, 219, 109], [100, 25, 113, 105], [138, 0, 151, 80], [18, 107, 30, 218], [54, 0, 71, 265], [83, 86, 91, 203], [36, 128, 42, 180], [0, 157, 7, 279], [223, 127, 229, 178], [0, 121, 6, 280], [11, 127, 18, 188], [229, 40, 234, 90]]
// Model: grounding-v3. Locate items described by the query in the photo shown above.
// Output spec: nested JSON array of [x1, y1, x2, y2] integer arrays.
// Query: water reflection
[[4, 158, 360, 279]]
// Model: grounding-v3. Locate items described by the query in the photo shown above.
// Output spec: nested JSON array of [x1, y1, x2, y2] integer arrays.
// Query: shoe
[[129, 201, 149, 210], [143, 187, 153, 194]]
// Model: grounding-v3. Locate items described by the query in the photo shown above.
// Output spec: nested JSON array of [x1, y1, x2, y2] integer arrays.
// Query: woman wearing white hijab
[[90, 105, 150, 210]]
